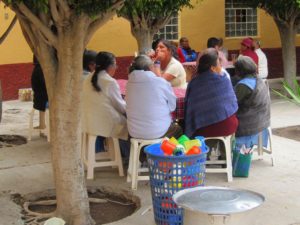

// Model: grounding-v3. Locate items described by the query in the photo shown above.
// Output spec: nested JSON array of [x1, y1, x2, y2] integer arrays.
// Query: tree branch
[[84, 0, 124, 46], [17, 2, 58, 48], [57, 0, 71, 19], [49, 0, 61, 23], [16, 13, 38, 53], [0, 15, 17, 45]]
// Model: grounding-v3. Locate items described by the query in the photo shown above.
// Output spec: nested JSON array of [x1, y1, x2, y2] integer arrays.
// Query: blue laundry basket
[[145, 143, 208, 225]]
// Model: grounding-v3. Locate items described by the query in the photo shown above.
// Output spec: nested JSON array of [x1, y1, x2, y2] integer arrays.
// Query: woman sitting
[[155, 40, 186, 88], [81, 52, 129, 156], [184, 48, 238, 138], [234, 56, 270, 150]]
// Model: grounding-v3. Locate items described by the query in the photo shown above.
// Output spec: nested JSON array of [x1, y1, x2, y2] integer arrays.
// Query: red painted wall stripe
[[0, 49, 299, 101]]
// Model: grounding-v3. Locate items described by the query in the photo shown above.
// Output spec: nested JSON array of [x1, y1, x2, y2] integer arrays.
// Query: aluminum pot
[[173, 186, 265, 225]]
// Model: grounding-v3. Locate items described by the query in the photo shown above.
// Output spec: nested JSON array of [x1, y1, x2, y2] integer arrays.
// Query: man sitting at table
[[126, 55, 182, 140], [179, 37, 197, 62], [207, 37, 229, 68]]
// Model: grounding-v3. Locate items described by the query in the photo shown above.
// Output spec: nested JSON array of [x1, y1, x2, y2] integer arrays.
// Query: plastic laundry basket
[[145, 143, 208, 225]]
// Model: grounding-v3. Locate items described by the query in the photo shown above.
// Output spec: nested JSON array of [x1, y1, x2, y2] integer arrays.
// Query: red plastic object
[[160, 140, 176, 155], [186, 146, 201, 155]]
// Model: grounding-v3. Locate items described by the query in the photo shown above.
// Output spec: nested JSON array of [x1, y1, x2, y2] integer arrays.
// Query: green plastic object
[[178, 135, 190, 145], [232, 151, 253, 177]]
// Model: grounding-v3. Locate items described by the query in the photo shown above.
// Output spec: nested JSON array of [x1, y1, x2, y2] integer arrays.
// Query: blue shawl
[[184, 71, 238, 137]]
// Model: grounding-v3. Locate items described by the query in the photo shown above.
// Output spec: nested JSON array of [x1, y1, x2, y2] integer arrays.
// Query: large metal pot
[[173, 186, 265, 225]]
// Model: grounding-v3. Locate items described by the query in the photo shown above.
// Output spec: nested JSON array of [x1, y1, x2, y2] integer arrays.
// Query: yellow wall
[[0, 6, 32, 64], [181, 0, 300, 52], [87, 16, 138, 56], [1, 0, 300, 65]]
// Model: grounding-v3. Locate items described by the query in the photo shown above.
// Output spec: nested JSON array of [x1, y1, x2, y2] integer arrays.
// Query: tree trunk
[[49, 31, 94, 225], [0, 80, 2, 123], [132, 28, 155, 52], [276, 21, 297, 89]]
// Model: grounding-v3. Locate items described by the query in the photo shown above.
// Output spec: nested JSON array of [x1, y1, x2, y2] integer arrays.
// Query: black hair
[[91, 51, 116, 92], [157, 39, 179, 59], [152, 38, 162, 50], [83, 50, 97, 71], [207, 37, 220, 48], [179, 37, 188, 44], [197, 48, 219, 74]]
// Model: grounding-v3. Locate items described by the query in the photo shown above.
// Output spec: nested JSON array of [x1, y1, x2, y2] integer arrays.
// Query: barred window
[[225, 0, 258, 37], [153, 14, 178, 41]]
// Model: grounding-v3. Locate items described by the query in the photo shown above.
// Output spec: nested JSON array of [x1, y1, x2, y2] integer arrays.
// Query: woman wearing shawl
[[184, 48, 238, 138]]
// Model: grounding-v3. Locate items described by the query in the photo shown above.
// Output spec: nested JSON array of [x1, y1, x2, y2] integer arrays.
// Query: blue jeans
[[95, 136, 130, 158]]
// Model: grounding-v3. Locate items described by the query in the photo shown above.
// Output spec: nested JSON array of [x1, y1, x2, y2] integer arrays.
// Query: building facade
[[1, 0, 300, 100]]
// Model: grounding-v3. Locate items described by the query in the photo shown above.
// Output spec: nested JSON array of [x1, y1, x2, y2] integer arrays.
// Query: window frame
[[153, 12, 180, 41], [225, 0, 259, 39]]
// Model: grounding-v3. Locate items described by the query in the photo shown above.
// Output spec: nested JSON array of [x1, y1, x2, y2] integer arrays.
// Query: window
[[153, 14, 178, 41], [225, 0, 258, 37]]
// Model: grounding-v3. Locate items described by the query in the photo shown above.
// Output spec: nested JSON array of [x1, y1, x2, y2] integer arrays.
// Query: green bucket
[[232, 151, 252, 177]]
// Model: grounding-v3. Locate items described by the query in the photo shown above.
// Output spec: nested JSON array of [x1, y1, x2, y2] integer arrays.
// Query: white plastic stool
[[81, 133, 124, 179], [253, 127, 274, 166], [205, 135, 233, 182], [28, 108, 50, 142], [127, 138, 162, 190]]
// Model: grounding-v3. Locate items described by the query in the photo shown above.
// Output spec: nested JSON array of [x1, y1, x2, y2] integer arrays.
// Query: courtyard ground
[[0, 90, 300, 225]]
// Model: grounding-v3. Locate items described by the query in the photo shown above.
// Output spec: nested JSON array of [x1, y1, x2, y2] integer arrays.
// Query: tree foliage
[[118, 0, 196, 51], [119, 0, 194, 31], [243, 0, 300, 25]]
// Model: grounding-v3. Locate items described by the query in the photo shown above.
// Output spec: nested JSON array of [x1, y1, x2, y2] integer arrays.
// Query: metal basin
[[173, 186, 265, 225]]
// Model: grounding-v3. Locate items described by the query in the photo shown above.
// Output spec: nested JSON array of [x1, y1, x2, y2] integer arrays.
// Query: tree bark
[[275, 20, 297, 89], [47, 27, 94, 225], [131, 28, 155, 52]]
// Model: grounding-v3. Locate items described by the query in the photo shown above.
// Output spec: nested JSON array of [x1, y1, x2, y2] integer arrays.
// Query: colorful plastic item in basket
[[145, 142, 208, 225]]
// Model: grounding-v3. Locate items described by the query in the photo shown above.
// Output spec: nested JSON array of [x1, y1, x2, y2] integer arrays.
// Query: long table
[[117, 79, 186, 120]]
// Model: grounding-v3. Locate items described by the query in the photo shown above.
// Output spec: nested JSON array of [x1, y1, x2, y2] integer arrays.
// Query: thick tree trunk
[[49, 32, 94, 225], [276, 21, 297, 89], [132, 28, 155, 52]]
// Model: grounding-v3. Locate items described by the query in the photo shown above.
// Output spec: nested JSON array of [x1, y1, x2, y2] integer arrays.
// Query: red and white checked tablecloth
[[117, 79, 186, 120]]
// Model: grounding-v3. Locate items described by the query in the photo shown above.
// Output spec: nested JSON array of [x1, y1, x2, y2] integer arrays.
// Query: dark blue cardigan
[[184, 71, 238, 137]]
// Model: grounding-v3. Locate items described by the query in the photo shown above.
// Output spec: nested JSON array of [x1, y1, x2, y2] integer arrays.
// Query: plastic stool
[[127, 138, 162, 190], [81, 133, 124, 179], [205, 135, 233, 182], [28, 108, 50, 142], [253, 127, 274, 166]]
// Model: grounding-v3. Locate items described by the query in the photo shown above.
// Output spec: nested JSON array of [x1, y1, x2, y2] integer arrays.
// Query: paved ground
[[0, 92, 300, 225]]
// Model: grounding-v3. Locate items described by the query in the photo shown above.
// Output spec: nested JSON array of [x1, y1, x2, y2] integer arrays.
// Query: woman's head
[[83, 50, 97, 72], [129, 55, 154, 73], [155, 40, 173, 62], [197, 48, 221, 74], [92, 51, 116, 92], [234, 56, 257, 78], [240, 38, 253, 51], [95, 51, 116, 74]]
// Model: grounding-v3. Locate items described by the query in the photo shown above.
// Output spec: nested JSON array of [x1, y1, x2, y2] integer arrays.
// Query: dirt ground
[[1, 95, 300, 225], [13, 188, 138, 225], [273, 125, 300, 142]]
